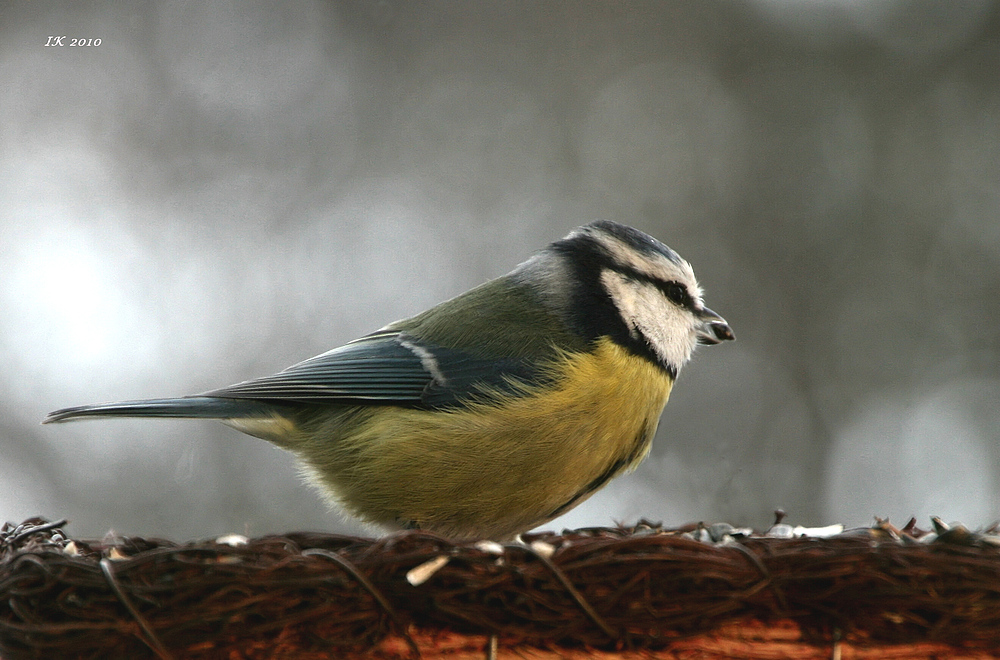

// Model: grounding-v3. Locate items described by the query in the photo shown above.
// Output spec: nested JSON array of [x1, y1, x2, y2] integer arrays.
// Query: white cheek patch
[[600, 270, 698, 371]]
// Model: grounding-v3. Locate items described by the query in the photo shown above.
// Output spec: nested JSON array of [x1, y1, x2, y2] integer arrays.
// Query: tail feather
[[42, 397, 273, 424]]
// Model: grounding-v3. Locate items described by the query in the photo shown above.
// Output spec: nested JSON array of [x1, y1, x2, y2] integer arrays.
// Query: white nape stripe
[[599, 269, 699, 373]]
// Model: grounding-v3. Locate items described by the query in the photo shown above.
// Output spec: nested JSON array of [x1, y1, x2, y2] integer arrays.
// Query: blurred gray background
[[2, 1, 999, 540]]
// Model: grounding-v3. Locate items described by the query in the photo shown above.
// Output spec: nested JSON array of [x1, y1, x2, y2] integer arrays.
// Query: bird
[[45, 220, 734, 541]]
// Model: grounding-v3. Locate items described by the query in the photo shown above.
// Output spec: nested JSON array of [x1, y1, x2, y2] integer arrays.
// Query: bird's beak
[[696, 307, 735, 345]]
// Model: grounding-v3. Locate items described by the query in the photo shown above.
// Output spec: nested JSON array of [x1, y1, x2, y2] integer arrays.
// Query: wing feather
[[201, 332, 546, 409]]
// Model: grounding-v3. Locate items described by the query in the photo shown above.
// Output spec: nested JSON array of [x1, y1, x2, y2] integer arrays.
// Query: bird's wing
[[199, 331, 546, 409]]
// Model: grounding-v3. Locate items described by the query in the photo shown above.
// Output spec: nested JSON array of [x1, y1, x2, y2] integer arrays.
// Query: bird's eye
[[665, 283, 688, 306]]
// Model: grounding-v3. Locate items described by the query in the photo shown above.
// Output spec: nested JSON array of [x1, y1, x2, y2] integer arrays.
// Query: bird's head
[[523, 220, 734, 377]]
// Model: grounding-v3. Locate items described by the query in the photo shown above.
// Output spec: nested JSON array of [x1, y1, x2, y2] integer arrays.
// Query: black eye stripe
[[663, 282, 691, 307], [611, 268, 694, 310]]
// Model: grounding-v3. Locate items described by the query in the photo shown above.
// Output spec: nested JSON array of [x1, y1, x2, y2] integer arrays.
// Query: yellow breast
[[297, 337, 675, 540]]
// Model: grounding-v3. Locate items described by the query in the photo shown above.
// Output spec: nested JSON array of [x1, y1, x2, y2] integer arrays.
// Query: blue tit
[[45, 221, 734, 540]]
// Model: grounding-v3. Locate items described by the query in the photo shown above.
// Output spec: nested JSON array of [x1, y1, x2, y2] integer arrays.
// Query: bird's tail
[[43, 397, 273, 424]]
